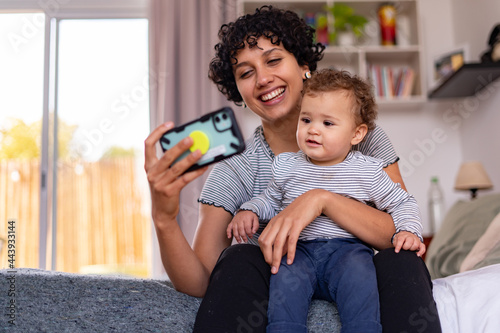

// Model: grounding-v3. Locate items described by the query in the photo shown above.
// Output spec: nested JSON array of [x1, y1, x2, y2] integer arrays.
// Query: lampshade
[[455, 161, 493, 198]]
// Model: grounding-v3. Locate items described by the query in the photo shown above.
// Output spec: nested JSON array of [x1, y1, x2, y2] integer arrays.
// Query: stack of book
[[368, 65, 416, 99]]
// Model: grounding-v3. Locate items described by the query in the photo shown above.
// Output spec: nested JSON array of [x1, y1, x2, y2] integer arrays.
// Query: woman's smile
[[260, 87, 285, 102]]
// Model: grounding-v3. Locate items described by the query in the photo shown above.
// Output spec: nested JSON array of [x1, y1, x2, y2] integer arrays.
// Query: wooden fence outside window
[[0, 157, 151, 276]]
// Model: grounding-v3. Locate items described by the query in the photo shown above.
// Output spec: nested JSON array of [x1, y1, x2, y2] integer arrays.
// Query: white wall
[[451, 0, 500, 197], [451, 0, 500, 61], [377, 102, 464, 234]]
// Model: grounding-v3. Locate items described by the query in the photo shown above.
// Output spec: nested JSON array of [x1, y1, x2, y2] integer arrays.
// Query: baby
[[227, 69, 425, 332]]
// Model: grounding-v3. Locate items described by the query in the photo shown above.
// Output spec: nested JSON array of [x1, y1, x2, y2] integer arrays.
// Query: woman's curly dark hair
[[208, 5, 325, 105], [302, 69, 378, 132]]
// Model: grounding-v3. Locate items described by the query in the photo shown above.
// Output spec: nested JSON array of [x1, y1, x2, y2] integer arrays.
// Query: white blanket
[[433, 263, 500, 332]]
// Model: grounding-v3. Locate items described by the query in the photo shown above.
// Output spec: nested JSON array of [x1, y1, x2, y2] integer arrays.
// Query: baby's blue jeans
[[267, 238, 382, 333]]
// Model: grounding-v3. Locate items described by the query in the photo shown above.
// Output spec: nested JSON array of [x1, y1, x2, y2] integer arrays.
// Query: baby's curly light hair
[[302, 69, 377, 131]]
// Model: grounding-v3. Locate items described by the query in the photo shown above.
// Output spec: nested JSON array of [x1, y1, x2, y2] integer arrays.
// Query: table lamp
[[454, 161, 493, 199]]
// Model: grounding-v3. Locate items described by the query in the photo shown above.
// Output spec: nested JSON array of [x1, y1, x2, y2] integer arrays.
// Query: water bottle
[[428, 176, 445, 234]]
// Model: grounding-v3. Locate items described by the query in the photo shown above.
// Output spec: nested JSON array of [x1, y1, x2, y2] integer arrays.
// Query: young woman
[[144, 6, 441, 333]]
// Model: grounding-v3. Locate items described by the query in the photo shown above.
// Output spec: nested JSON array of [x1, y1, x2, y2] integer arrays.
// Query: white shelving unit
[[237, 0, 426, 107]]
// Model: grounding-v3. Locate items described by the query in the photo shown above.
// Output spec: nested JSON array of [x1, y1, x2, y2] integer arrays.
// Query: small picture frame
[[432, 45, 469, 88]]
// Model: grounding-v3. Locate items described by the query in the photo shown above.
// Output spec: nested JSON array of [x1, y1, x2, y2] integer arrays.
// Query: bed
[[426, 192, 500, 332]]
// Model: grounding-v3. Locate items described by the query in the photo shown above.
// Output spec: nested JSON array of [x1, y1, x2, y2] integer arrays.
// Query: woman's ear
[[351, 124, 368, 145]]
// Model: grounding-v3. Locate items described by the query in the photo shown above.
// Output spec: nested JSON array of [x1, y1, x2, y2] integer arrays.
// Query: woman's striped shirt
[[198, 125, 400, 245], [240, 150, 423, 241]]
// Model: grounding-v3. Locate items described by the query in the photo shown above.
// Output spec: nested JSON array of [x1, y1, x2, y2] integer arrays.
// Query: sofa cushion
[[426, 193, 500, 279], [460, 211, 500, 272], [0, 268, 341, 332]]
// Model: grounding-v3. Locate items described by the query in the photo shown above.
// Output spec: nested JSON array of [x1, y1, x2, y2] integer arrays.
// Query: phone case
[[160, 107, 245, 173]]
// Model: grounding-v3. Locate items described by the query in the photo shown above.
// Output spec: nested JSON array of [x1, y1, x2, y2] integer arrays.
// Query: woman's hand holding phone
[[159, 107, 245, 174], [144, 122, 208, 224], [146, 107, 244, 230]]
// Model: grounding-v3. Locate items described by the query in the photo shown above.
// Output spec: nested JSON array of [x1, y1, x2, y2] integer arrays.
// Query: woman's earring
[[243, 101, 247, 108], [305, 71, 312, 79]]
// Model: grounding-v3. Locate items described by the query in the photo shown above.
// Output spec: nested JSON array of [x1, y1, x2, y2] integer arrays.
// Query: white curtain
[[148, 0, 238, 277]]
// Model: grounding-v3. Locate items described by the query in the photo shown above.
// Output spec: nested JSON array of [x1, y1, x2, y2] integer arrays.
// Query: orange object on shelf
[[378, 3, 397, 45]]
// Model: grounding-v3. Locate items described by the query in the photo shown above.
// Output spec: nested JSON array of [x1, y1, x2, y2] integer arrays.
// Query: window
[[0, 13, 45, 268], [0, 2, 152, 277]]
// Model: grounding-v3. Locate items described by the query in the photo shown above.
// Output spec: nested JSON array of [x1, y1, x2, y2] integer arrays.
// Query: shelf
[[325, 45, 421, 53], [377, 95, 426, 105], [428, 62, 500, 99]]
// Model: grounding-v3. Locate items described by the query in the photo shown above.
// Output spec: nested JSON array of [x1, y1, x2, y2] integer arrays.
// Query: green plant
[[327, 3, 368, 43]]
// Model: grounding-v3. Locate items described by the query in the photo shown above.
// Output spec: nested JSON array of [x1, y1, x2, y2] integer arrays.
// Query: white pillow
[[433, 263, 500, 333], [460, 211, 500, 272]]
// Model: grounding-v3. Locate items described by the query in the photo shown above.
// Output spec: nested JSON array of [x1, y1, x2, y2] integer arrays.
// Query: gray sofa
[[0, 268, 341, 332]]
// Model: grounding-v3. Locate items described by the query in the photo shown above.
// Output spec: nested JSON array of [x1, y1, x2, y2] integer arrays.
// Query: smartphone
[[159, 107, 245, 173]]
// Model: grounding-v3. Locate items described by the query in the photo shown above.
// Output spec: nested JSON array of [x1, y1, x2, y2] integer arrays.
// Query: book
[[401, 68, 415, 97], [367, 65, 415, 98]]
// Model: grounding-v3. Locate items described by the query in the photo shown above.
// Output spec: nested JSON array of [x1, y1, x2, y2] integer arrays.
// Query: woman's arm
[[384, 161, 407, 191], [145, 123, 229, 297], [259, 189, 395, 274], [192, 204, 233, 284], [155, 204, 232, 297], [358, 126, 407, 191], [259, 161, 408, 273]]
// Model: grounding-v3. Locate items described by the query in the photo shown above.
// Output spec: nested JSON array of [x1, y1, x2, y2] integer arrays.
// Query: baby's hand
[[227, 210, 259, 243], [392, 231, 426, 257]]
